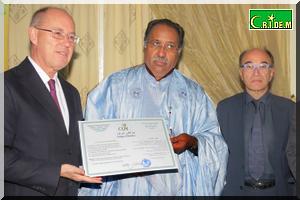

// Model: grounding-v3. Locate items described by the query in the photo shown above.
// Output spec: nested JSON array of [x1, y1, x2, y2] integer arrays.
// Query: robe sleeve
[[192, 88, 228, 195]]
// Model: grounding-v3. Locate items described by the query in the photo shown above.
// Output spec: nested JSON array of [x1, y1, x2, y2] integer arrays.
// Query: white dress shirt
[[28, 56, 70, 134]]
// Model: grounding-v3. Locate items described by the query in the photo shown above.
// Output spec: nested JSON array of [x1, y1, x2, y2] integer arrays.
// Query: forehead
[[40, 9, 75, 31], [148, 24, 179, 43], [241, 49, 272, 64]]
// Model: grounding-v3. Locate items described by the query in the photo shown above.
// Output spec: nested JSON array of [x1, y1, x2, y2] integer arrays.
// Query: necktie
[[248, 100, 264, 180], [48, 79, 61, 112]]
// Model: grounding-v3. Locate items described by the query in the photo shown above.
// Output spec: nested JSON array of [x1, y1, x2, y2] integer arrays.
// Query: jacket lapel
[[15, 58, 67, 133], [60, 77, 75, 140], [233, 93, 246, 178], [239, 93, 246, 143], [268, 94, 281, 171]]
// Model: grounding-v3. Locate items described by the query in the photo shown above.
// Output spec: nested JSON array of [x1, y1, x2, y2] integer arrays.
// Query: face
[[144, 24, 181, 79], [29, 8, 76, 77], [239, 48, 274, 95]]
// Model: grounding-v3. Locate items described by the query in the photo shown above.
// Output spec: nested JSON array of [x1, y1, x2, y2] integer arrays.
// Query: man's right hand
[[60, 164, 102, 183]]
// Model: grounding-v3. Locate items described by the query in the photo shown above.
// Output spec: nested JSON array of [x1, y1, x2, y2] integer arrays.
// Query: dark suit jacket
[[217, 92, 295, 196], [4, 57, 83, 196], [286, 106, 296, 180]]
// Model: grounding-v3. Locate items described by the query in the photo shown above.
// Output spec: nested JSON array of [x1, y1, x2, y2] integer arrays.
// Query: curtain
[[3, 4, 9, 72], [103, 4, 153, 77], [7, 4, 294, 106]]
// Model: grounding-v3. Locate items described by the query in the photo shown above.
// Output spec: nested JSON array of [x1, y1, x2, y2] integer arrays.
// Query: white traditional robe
[[79, 64, 228, 196]]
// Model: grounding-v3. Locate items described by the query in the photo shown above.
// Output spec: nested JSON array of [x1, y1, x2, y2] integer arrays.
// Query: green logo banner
[[249, 9, 293, 30]]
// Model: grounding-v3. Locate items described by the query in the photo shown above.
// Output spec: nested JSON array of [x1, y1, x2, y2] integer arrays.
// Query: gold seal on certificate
[[78, 118, 178, 177]]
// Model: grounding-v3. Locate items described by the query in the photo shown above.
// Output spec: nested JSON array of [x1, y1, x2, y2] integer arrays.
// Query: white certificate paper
[[78, 118, 178, 177]]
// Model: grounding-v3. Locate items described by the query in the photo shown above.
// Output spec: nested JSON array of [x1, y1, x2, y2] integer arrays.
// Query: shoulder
[[173, 70, 204, 93], [106, 64, 144, 81], [5, 59, 28, 80], [88, 65, 144, 98], [271, 93, 294, 104], [5, 58, 32, 87], [4, 68, 16, 83], [218, 93, 244, 108], [99, 64, 144, 88], [270, 93, 295, 110]]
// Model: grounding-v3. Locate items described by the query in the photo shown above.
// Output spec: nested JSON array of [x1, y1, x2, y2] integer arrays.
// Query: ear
[[28, 26, 38, 45], [239, 68, 244, 81], [269, 68, 275, 81]]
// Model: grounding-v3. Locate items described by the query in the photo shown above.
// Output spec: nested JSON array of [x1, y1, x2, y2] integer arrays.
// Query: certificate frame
[[78, 118, 178, 177]]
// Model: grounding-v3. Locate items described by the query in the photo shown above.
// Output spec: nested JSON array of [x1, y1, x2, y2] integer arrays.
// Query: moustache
[[152, 56, 168, 64]]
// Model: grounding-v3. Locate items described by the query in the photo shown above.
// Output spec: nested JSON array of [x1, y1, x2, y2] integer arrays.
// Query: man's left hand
[[170, 133, 198, 154]]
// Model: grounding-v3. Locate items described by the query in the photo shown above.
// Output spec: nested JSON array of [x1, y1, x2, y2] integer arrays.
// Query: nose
[[253, 67, 260, 75], [62, 36, 73, 47], [157, 45, 167, 57]]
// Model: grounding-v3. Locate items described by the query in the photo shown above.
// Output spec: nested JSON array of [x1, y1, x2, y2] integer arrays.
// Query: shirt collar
[[144, 63, 175, 81], [245, 91, 271, 105], [28, 56, 58, 84], [143, 64, 173, 89]]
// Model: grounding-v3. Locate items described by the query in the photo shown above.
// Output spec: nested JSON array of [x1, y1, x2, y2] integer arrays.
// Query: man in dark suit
[[217, 48, 295, 196], [4, 7, 101, 196]]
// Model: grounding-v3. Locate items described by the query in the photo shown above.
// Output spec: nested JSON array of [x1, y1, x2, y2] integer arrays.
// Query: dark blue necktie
[[249, 100, 264, 180]]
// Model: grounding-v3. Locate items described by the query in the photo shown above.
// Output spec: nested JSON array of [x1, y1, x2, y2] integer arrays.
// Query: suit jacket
[[4, 57, 83, 196], [286, 106, 296, 180], [217, 92, 295, 196]]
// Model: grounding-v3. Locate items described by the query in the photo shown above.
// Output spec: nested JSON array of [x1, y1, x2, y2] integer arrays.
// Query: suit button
[[68, 150, 72, 155], [240, 185, 243, 190]]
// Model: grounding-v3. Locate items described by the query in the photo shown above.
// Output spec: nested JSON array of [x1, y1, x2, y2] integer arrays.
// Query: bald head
[[239, 48, 274, 67], [30, 7, 74, 28]]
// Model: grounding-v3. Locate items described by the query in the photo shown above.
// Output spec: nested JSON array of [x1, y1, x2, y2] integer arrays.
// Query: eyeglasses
[[241, 63, 272, 72], [146, 40, 180, 53], [34, 26, 80, 45]]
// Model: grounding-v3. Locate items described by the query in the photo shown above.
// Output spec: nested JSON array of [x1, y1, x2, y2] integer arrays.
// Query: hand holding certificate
[[78, 118, 178, 177]]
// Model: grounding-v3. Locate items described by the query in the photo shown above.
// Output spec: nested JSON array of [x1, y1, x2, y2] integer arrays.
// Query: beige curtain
[[150, 4, 292, 104], [4, 4, 9, 72], [7, 4, 294, 106], [7, 4, 100, 107], [103, 4, 153, 77]]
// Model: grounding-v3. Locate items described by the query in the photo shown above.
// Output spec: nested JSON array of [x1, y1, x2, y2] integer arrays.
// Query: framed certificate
[[78, 118, 178, 177]]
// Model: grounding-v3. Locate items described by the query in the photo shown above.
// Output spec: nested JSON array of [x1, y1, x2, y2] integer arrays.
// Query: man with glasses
[[217, 48, 295, 196], [4, 7, 101, 196], [79, 19, 228, 196]]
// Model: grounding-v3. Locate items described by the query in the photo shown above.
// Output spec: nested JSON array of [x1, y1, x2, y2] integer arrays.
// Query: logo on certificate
[[118, 123, 129, 131], [117, 123, 136, 137], [249, 9, 293, 30]]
